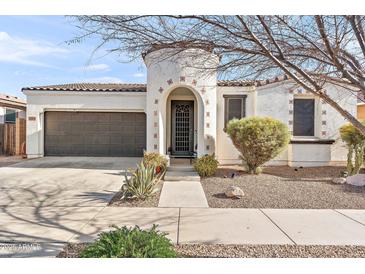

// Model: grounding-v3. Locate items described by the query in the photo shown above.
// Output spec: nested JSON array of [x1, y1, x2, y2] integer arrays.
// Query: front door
[[171, 100, 194, 156]]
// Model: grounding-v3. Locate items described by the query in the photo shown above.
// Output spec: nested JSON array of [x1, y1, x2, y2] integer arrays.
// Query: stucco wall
[[324, 83, 357, 163], [216, 80, 357, 166], [144, 48, 219, 157], [216, 85, 256, 164], [23, 91, 146, 158], [0, 107, 4, 124]]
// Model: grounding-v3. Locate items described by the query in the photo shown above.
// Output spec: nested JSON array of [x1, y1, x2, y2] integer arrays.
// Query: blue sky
[[0, 16, 146, 98]]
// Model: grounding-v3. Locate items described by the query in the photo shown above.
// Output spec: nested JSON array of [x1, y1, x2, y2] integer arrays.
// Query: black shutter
[[293, 99, 315, 136]]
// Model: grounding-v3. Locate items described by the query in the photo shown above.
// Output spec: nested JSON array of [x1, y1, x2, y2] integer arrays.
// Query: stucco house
[[0, 93, 26, 156], [22, 48, 357, 166]]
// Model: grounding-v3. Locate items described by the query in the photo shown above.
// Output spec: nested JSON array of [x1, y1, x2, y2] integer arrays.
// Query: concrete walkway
[[158, 168, 208, 207], [158, 181, 209, 207], [1, 208, 365, 257]]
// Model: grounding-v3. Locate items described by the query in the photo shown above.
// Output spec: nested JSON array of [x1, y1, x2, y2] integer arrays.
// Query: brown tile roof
[[217, 75, 290, 87], [21, 76, 291, 93], [22, 83, 147, 92], [217, 80, 255, 87], [0, 93, 26, 108], [255, 75, 290, 87]]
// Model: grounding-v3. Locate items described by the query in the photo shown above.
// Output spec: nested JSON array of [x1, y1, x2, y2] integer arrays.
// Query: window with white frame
[[293, 98, 315, 136]]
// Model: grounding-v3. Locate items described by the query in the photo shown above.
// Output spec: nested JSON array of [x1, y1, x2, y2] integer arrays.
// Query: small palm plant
[[121, 161, 163, 200]]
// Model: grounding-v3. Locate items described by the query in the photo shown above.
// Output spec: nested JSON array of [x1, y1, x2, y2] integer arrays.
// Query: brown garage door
[[44, 111, 146, 156]]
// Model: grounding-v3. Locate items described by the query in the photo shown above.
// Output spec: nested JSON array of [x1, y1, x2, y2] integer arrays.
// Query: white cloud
[[72, 63, 110, 72], [132, 72, 145, 78], [82, 76, 124, 83], [0, 31, 68, 67]]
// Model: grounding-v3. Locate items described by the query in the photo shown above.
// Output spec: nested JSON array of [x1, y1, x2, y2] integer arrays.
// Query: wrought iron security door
[[171, 100, 194, 156]]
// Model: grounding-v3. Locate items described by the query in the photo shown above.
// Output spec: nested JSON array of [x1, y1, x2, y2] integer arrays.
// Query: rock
[[346, 174, 365, 187], [332, 177, 346, 184], [225, 186, 244, 199]]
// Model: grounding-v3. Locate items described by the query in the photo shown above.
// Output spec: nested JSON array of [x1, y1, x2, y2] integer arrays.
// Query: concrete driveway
[[2, 156, 365, 258], [0, 156, 140, 257]]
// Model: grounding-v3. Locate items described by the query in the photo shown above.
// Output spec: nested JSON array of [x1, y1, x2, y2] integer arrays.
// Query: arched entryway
[[164, 86, 203, 157]]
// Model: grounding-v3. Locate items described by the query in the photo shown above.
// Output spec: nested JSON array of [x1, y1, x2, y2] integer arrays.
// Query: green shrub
[[122, 161, 162, 200], [340, 121, 365, 176], [194, 154, 219, 177], [80, 225, 177, 258], [143, 151, 168, 176], [226, 117, 290, 174]]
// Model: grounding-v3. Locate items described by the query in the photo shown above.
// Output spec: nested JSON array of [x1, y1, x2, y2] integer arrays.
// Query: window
[[293, 98, 315, 136], [224, 95, 246, 128], [5, 108, 16, 124]]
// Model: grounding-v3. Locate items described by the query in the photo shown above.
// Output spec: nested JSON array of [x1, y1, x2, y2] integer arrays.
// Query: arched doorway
[[166, 87, 198, 157]]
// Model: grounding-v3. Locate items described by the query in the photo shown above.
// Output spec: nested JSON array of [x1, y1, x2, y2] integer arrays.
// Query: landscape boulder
[[332, 177, 347, 184], [346, 174, 365, 187], [225, 186, 244, 199]]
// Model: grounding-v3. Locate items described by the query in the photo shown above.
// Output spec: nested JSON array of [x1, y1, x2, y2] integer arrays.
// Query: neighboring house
[[357, 92, 365, 120], [0, 93, 26, 156], [22, 48, 356, 166]]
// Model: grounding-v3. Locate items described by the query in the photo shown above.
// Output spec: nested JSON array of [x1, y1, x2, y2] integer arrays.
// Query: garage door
[[44, 111, 146, 156]]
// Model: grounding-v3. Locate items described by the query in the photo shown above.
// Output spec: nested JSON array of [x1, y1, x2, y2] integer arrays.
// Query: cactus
[[340, 121, 365, 176]]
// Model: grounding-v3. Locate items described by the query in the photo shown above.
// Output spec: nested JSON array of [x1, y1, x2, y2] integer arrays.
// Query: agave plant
[[121, 161, 163, 200]]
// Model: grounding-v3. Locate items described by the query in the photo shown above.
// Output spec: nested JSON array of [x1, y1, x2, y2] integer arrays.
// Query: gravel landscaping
[[57, 243, 365, 258], [108, 182, 163, 207], [202, 166, 365, 209]]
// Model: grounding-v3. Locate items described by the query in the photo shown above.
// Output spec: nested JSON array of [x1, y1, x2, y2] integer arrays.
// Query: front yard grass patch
[[202, 166, 365, 209]]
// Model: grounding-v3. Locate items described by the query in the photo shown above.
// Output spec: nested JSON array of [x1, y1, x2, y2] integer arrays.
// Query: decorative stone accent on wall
[[154, 111, 158, 116], [206, 123, 210, 128], [206, 145, 210, 151], [154, 122, 158, 127], [288, 91, 294, 133], [180, 76, 185, 82], [321, 96, 328, 138], [167, 79, 173, 85], [201, 87, 206, 94], [154, 144, 158, 150], [154, 99, 159, 104], [154, 133, 158, 138], [159, 87, 164, 93], [205, 99, 209, 105], [192, 79, 197, 86], [206, 112, 210, 117]]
